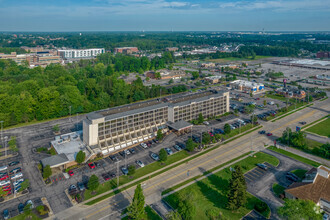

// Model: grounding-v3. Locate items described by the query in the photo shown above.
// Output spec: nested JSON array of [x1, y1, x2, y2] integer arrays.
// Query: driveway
[[245, 149, 312, 219]]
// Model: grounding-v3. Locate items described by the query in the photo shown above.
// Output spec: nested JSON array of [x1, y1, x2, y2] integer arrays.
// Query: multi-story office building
[[114, 47, 139, 54], [83, 91, 229, 155], [58, 48, 105, 59]]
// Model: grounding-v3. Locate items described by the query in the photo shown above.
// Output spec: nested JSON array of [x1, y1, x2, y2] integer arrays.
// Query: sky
[[0, 0, 329, 32]]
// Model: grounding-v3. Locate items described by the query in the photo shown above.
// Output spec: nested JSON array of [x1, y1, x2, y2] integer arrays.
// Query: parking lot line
[[244, 175, 254, 182], [254, 168, 265, 174]]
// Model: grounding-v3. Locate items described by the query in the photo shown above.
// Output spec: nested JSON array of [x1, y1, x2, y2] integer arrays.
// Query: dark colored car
[[256, 163, 268, 170], [130, 148, 136, 154], [300, 121, 307, 125], [121, 167, 128, 175], [8, 161, 20, 166], [177, 143, 186, 149], [9, 167, 21, 175], [18, 203, 24, 214], [110, 173, 116, 178], [77, 182, 86, 191], [216, 118, 222, 122], [3, 209, 9, 220], [259, 130, 266, 134], [94, 162, 101, 168], [110, 155, 119, 162]]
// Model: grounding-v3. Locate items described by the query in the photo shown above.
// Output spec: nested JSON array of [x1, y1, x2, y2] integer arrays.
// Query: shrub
[[36, 205, 49, 215], [255, 200, 268, 213]]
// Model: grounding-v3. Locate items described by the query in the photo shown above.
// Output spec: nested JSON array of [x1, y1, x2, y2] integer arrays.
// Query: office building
[[83, 91, 229, 155], [58, 48, 105, 59], [114, 47, 139, 54]]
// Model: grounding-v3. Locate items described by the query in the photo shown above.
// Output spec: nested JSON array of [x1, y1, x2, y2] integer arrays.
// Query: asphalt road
[[48, 98, 330, 220]]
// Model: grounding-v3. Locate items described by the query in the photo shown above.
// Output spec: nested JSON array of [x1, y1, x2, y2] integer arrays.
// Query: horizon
[[1, 0, 330, 32]]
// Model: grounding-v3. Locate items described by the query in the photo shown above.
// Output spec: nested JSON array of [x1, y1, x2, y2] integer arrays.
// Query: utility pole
[[69, 106, 72, 122], [116, 161, 120, 187]]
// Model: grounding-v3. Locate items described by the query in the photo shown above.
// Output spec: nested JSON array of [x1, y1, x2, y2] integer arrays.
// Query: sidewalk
[[277, 145, 330, 167]]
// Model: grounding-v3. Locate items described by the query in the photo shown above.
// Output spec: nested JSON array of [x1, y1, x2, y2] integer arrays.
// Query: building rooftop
[[231, 80, 264, 88], [285, 165, 330, 203], [40, 153, 69, 168], [86, 90, 227, 122], [167, 120, 193, 131], [51, 130, 90, 162]]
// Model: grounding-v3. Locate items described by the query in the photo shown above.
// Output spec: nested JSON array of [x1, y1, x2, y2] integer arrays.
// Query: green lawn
[[291, 169, 307, 179], [306, 139, 323, 150], [9, 213, 41, 220], [268, 146, 321, 167], [84, 150, 190, 200], [122, 206, 162, 220], [163, 152, 277, 220], [306, 118, 330, 137], [272, 183, 286, 197]]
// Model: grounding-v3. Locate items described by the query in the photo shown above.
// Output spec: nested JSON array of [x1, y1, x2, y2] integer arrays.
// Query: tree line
[[0, 54, 184, 128]]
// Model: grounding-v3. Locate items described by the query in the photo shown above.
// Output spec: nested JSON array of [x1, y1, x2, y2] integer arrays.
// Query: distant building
[[0, 52, 61, 66], [160, 70, 186, 80], [316, 51, 329, 59], [166, 47, 178, 52], [201, 63, 216, 68], [58, 48, 105, 59], [285, 166, 330, 216], [205, 76, 222, 84], [275, 88, 306, 99], [21, 46, 44, 53], [114, 47, 139, 54], [230, 80, 264, 93]]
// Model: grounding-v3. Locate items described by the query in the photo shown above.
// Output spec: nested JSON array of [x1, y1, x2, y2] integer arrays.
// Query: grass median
[[268, 146, 322, 167], [163, 152, 277, 219], [306, 117, 330, 137], [84, 125, 262, 205]]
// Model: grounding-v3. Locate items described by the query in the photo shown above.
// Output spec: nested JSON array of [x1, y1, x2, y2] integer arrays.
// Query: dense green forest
[[0, 32, 329, 54], [0, 53, 185, 128]]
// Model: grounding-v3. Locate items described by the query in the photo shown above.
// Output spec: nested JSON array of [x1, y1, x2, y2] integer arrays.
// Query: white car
[[11, 172, 23, 180], [0, 180, 10, 186], [0, 166, 7, 171], [203, 121, 210, 125], [136, 160, 145, 167], [13, 178, 24, 187], [124, 149, 131, 155], [140, 143, 148, 149]]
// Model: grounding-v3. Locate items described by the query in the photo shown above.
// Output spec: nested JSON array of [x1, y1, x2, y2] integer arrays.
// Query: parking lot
[[244, 162, 275, 184]]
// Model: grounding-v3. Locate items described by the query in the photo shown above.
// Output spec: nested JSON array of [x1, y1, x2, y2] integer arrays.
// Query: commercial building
[[114, 47, 139, 54], [205, 76, 222, 84], [285, 165, 330, 215], [275, 88, 306, 99], [0, 52, 62, 66], [166, 47, 179, 52], [316, 51, 329, 59], [230, 80, 265, 93], [58, 48, 105, 59], [83, 90, 229, 155]]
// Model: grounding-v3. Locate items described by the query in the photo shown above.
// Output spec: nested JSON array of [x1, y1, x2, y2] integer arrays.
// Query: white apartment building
[[58, 48, 105, 59]]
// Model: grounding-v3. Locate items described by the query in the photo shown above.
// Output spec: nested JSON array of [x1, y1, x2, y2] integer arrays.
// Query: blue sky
[[0, 0, 329, 31]]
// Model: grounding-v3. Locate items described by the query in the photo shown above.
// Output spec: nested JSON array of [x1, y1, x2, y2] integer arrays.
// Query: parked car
[[0, 166, 8, 171], [130, 148, 136, 154], [203, 121, 210, 125], [140, 143, 148, 149], [68, 170, 74, 176], [256, 163, 268, 170], [77, 182, 86, 191], [88, 163, 95, 169], [3, 209, 9, 220], [18, 203, 24, 214], [9, 167, 22, 175], [173, 145, 182, 151], [109, 155, 119, 162], [124, 149, 131, 156], [165, 148, 173, 155], [68, 185, 78, 194], [177, 143, 186, 149], [258, 130, 266, 134], [8, 161, 20, 166], [25, 200, 34, 209], [0, 175, 8, 181], [13, 179, 24, 187], [150, 153, 159, 161], [136, 160, 145, 167], [266, 133, 273, 136], [102, 173, 110, 181], [216, 118, 222, 122], [94, 161, 101, 168], [11, 172, 23, 180], [110, 173, 116, 178], [121, 167, 128, 175], [300, 121, 307, 125]]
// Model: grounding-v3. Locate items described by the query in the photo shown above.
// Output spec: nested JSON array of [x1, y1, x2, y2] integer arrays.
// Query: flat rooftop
[[87, 90, 226, 122], [51, 130, 90, 162]]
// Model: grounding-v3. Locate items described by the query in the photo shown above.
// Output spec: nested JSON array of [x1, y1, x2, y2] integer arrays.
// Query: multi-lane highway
[[48, 98, 330, 220]]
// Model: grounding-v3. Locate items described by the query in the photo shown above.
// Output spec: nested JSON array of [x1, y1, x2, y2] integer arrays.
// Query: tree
[[166, 211, 182, 220], [52, 124, 60, 133], [75, 150, 86, 164], [156, 129, 164, 140], [263, 100, 267, 106], [251, 115, 257, 124], [227, 165, 247, 210], [19, 179, 30, 192], [127, 184, 145, 219], [224, 123, 231, 134], [202, 132, 211, 145], [87, 174, 99, 192], [8, 136, 18, 152], [159, 148, 168, 162], [191, 71, 199, 80], [177, 192, 196, 220], [42, 165, 52, 179], [169, 79, 174, 84], [186, 138, 196, 152], [278, 199, 322, 220], [23, 204, 32, 215], [128, 165, 136, 176], [155, 72, 161, 79], [198, 113, 204, 124]]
